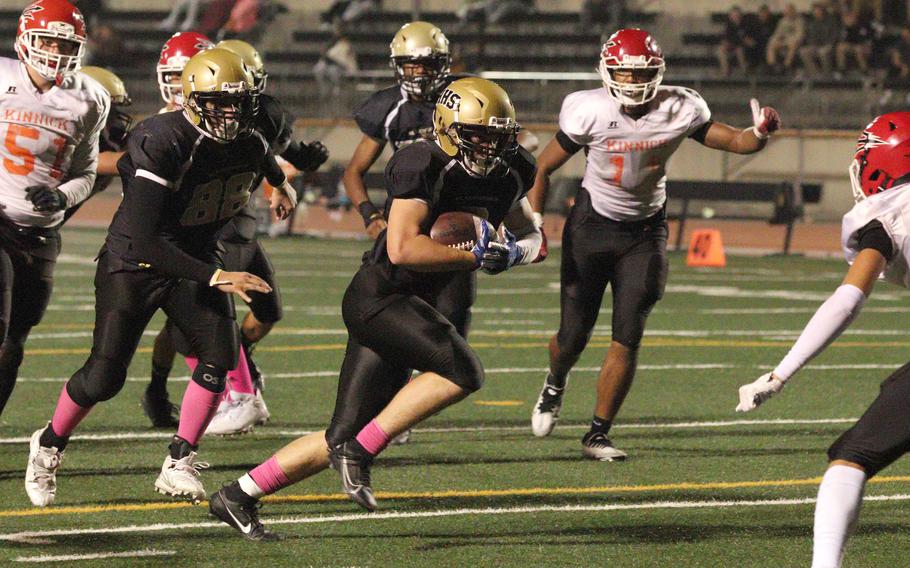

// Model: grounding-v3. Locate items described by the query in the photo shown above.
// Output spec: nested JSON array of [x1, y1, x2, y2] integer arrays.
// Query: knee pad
[[445, 343, 485, 393], [67, 355, 128, 406], [192, 363, 227, 393]]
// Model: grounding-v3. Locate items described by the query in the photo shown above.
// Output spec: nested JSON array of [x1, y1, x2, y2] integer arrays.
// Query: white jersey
[[841, 182, 910, 288], [0, 58, 109, 227], [559, 85, 711, 221]]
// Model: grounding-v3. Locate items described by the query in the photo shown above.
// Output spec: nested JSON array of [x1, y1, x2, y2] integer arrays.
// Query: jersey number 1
[[180, 172, 257, 226], [609, 155, 624, 185]]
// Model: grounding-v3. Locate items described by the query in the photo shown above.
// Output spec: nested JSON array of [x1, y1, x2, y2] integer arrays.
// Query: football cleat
[[25, 425, 63, 507], [254, 388, 270, 426], [205, 391, 259, 436], [531, 376, 567, 438], [154, 451, 209, 503], [141, 389, 180, 429], [581, 431, 627, 462], [390, 429, 411, 445], [209, 485, 279, 541], [247, 356, 271, 426], [328, 440, 377, 511]]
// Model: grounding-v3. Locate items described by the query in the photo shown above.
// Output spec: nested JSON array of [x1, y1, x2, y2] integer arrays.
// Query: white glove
[[736, 372, 785, 412], [749, 98, 781, 140]]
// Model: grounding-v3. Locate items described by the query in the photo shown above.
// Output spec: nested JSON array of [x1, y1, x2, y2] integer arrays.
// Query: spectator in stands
[[835, 10, 872, 78], [199, 0, 236, 38], [314, 27, 358, 98], [888, 25, 910, 80], [716, 6, 750, 77], [159, 0, 203, 32], [798, 2, 840, 78], [320, 0, 380, 26], [766, 3, 804, 74], [745, 5, 777, 69], [85, 23, 126, 68], [580, 0, 627, 33], [218, 0, 260, 41], [458, 0, 534, 27]]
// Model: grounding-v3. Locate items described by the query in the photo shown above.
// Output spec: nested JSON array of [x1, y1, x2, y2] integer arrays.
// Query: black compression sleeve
[[127, 176, 216, 283], [262, 152, 287, 187], [688, 120, 714, 144], [856, 220, 894, 260], [555, 130, 583, 155]]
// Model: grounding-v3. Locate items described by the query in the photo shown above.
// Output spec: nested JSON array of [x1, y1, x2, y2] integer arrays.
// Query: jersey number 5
[[4, 124, 67, 179], [180, 172, 256, 226]]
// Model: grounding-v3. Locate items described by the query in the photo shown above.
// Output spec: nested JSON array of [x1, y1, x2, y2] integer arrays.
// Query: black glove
[[25, 186, 67, 212], [283, 140, 329, 172]]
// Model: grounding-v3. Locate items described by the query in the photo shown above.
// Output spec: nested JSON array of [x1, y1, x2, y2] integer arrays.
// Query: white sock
[[238, 473, 265, 499], [812, 465, 867, 568], [774, 284, 866, 381]]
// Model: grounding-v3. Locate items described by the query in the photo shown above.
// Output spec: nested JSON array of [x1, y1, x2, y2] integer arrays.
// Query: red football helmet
[[850, 112, 910, 201], [157, 31, 214, 107], [598, 28, 665, 107], [15, 0, 86, 83]]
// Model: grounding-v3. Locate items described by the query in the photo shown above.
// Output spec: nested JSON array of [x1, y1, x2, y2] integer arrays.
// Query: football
[[430, 212, 493, 250]]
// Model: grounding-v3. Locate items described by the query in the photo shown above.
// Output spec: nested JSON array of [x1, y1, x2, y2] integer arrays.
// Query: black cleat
[[141, 389, 180, 429], [209, 485, 280, 541], [328, 440, 377, 511]]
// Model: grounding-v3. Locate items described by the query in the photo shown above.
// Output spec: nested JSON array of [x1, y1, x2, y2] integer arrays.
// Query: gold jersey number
[[180, 171, 256, 226]]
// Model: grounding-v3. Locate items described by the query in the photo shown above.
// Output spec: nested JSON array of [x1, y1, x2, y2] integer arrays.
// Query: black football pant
[[828, 360, 910, 477], [0, 223, 60, 417], [169, 239, 281, 357], [556, 188, 668, 354], [65, 250, 239, 407], [433, 270, 475, 339], [325, 265, 484, 446]]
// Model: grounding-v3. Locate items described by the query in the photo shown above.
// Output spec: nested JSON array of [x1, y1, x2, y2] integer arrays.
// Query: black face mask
[[453, 123, 520, 177], [392, 54, 450, 98], [192, 90, 259, 142]]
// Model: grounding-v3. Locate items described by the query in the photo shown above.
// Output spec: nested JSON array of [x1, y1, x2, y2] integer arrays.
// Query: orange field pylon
[[686, 229, 726, 267]]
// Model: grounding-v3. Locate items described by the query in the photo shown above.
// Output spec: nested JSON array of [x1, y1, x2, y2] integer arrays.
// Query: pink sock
[[50, 384, 92, 438], [356, 419, 391, 456], [184, 356, 198, 373], [176, 381, 222, 446], [248, 456, 290, 495], [226, 347, 255, 395]]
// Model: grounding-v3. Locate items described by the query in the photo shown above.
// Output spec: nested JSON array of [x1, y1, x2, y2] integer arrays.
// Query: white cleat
[[531, 377, 568, 438], [205, 391, 259, 436], [254, 388, 270, 426], [154, 452, 209, 503], [25, 425, 63, 507], [581, 432, 627, 462]]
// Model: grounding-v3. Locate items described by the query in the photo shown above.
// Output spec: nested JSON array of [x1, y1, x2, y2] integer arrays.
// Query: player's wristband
[[209, 269, 230, 287], [751, 126, 770, 140], [532, 211, 544, 229], [358, 201, 383, 227]]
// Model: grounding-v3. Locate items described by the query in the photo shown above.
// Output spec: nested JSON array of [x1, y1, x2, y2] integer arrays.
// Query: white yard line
[[3, 495, 909, 543], [13, 549, 176, 562], [0, 417, 858, 445]]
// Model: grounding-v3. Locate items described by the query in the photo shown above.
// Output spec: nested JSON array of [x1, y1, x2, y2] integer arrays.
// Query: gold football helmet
[[216, 39, 267, 91], [81, 65, 133, 141], [81, 66, 130, 105], [181, 48, 258, 142], [389, 21, 450, 98], [434, 77, 520, 177]]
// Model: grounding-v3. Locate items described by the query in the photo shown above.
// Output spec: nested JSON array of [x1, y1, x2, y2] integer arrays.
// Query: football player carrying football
[[145, 38, 329, 433], [209, 77, 542, 540], [0, 0, 109, 418], [344, 21, 467, 445], [529, 29, 781, 460], [735, 112, 910, 568], [24, 48, 296, 507]]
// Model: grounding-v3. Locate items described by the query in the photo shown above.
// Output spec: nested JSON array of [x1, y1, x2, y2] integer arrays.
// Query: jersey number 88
[[180, 171, 256, 226]]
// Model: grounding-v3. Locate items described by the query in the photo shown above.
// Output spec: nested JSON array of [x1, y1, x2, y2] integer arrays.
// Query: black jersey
[[105, 111, 283, 282], [367, 140, 536, 295], [218, 93, 295, 244], [353, 75, 466, 152]]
